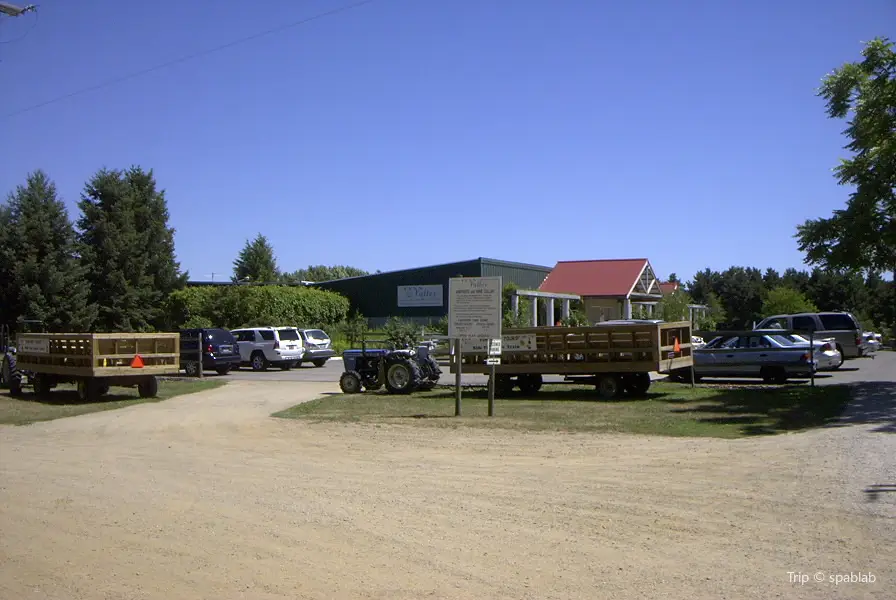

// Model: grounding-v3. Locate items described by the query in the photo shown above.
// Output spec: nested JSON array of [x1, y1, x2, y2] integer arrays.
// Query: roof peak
[[555, 258, 648, 264]]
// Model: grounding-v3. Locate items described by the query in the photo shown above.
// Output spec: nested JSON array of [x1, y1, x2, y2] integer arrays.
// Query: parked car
[[230, 326, 305, 371], [178, 327, 242, 375], [754, 312, 865, 360], [295, 328, 337, 367], [770, 331, 843, 370], [860, 332, 881, 358], [670, 331, 820, 384]]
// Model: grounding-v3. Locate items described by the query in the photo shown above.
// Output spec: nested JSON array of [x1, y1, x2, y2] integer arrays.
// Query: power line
[[3, 0, 378, 119]]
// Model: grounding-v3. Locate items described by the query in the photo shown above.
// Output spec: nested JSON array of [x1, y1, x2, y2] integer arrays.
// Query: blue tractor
[[338, 338, 442, 394]]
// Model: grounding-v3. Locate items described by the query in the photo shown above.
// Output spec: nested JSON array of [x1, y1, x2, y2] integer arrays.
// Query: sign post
[[448, 276, 503, 417], [486, 338, 502, 416]]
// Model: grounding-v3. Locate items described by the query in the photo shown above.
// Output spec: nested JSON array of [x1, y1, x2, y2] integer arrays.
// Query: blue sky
[[2, 0, 893, 284]]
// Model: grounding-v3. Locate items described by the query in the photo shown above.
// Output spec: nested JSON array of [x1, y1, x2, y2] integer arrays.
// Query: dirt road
[[1, 378, 892, 600]]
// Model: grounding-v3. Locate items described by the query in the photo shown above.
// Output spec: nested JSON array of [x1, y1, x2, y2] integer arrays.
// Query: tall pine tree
[[232, 234, 279, 283], [2, 170, 96, 331], [78, 166, 186, 332]]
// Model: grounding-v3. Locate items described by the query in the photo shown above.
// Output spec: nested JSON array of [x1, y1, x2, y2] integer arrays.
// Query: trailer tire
[[77, 378, 100, 402], [495, 375, 514, 397], [3, 354, 23, 396], [624, 372, 651, 396], [33, 373, 53, 397], [517, 374, 543, 395], [595, 374, 623, 399], [138, 376, 159, 398]]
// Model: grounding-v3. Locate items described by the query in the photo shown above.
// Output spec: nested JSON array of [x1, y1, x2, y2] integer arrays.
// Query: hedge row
[[165, 285, 350, 330]]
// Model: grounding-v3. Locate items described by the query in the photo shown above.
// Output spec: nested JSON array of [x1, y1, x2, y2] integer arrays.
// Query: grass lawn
[[0, 378, 225, 426], [273, 381, 853, 439]]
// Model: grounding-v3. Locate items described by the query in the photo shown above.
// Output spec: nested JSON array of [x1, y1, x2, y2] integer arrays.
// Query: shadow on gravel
[[864, 484, 896, 502], [826, 382, 896, 434]]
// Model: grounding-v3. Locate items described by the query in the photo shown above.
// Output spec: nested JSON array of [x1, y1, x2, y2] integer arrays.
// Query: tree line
[[0, 169, 356, 334], [231, 233, 376, 284]]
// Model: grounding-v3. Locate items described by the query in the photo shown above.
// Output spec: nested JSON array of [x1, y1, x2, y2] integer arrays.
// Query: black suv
[[179, 327, 242, 375]]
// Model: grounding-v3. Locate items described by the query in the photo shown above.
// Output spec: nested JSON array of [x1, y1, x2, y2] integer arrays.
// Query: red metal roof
[[538, 259, 649, 297], [659, 282, 679, 295]]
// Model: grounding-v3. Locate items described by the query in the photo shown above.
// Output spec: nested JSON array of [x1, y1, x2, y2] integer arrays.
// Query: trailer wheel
[[518, 374, 543, 395], [595, 375, 623, 399], [339, 370, 362, 394], [33, 373, 53, 397], [138, 376, 159, 398], [77, 379, 100, 402], [3, 354, 23, 396], [495, 375, 515, 397], [624, 372, 651, 396]]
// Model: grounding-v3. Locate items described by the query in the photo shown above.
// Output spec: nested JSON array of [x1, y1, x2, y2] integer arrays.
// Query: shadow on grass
[[422, 387, 672, 404], [9, 390, 136, 405], [664, 384, 853, 436]]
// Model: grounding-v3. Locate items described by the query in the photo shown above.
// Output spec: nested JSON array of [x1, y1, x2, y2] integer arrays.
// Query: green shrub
[[382, 316, 420, 348], [166, 285, 350, 330]]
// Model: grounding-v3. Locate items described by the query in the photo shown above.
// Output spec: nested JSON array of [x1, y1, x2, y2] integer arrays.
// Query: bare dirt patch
[[0, 380, 891, 599]]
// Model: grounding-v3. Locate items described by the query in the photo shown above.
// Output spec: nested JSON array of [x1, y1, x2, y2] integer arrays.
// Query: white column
[[624, 297, 632, 319], [547, 298, 555, 326], [562, 299, 570, 319], [511, 294, 519, 316], [531, 297, 539, 326]]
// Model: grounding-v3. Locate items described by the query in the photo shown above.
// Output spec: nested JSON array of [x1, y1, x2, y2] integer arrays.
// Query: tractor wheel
[[595, 374, 623, 399], [3, 353, 23, 397], [624, 372, 651, 396], [517, 374, 543, 395], [339, 371, 363, 394], [384, 356, 422, 394]]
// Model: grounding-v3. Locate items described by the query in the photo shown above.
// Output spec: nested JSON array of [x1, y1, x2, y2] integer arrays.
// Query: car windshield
[[768, 334, 801, 346], [277, 328, 301, 341], [304, 329, 330, 343]]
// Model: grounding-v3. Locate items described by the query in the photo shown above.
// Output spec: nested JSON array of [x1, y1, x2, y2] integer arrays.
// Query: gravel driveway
[[0, 355, 893, 599]]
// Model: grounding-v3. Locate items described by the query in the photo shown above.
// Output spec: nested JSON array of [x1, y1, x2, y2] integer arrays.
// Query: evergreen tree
[[0, 202, 18, 329], [78, 166, 186, 332], [233, 234, 279, 283], [1, 171, 96, 331]]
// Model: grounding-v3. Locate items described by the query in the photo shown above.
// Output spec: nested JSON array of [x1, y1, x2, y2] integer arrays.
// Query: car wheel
[[215, 365, 232, 376], [184, 361, 201, 377], [312, 359, 328, 368], [832, 346, 845, 369], [251, 352, 268, 371]]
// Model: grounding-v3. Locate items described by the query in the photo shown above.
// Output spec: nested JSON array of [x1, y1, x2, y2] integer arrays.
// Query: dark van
[[179, 327, 242, 376]]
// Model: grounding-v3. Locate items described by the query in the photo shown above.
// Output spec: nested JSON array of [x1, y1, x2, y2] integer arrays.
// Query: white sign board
[[488, 339, 502, 356], [18, 338, 49, 354], [448, 276, 502, 340], [397, 284, 443, 307], [486, 357, 501, 365], [464, 334, 537, 354]]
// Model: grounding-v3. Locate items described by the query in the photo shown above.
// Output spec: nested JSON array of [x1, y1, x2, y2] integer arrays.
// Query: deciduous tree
[[796, 37, 896, 278]]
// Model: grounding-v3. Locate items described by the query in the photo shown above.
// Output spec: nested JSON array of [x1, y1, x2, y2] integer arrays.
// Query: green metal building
[[311, 257, 553, 326]]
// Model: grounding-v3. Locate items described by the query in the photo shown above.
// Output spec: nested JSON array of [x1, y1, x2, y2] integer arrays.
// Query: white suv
[[231, 326, 305, 371]]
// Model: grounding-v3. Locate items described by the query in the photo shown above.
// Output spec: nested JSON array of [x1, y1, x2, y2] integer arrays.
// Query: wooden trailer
[[8, 332, 180, 401], [450, 320, 694, 398]]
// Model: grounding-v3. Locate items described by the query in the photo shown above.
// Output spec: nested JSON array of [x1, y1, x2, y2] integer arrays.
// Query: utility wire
[[0, 6, 38, 44], [3, 0, 378, 119]]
